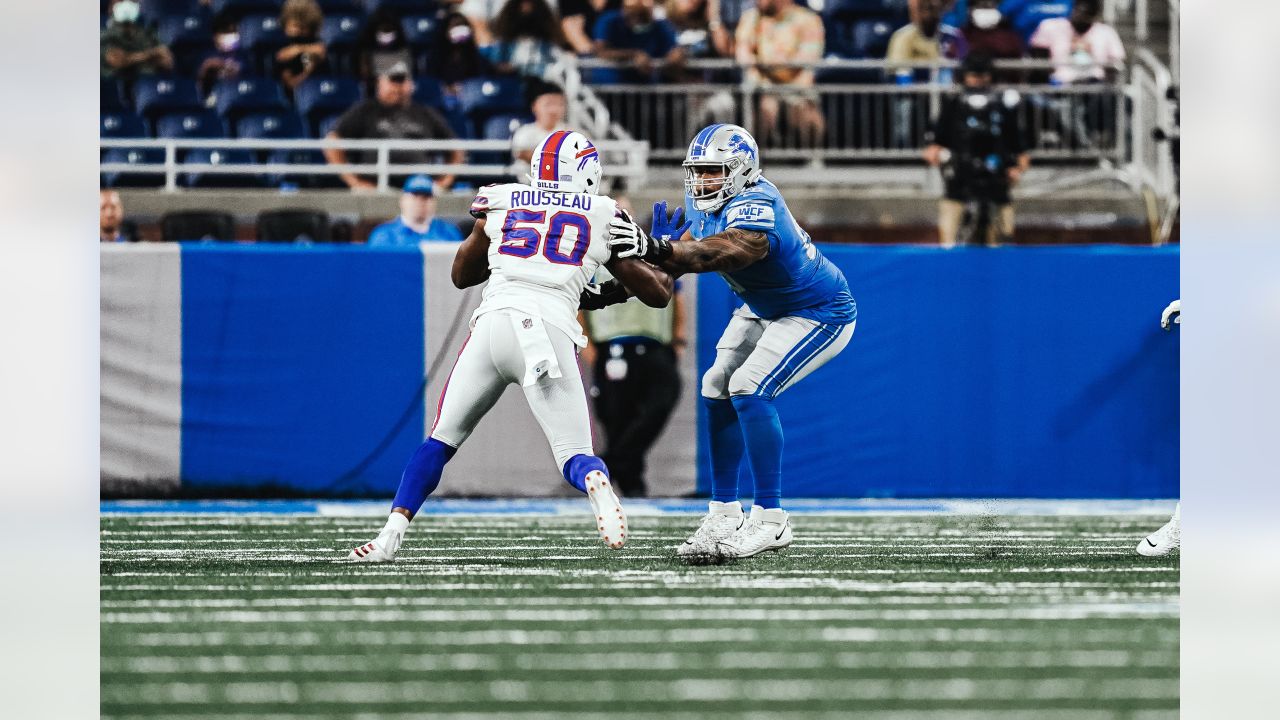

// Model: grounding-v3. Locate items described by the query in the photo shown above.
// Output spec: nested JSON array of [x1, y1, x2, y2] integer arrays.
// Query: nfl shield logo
[[522, 318, 533, 329]]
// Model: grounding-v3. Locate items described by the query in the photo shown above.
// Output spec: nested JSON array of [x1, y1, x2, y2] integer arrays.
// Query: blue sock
[[704, 396, 745, 503], [730, 395, 784, 510], [562, 454, 608, 495], [392, 438, 457, 516]]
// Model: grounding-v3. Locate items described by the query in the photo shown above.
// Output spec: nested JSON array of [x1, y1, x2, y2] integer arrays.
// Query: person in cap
[[367, 175, 465, 245], [323, 58, 463, 192]]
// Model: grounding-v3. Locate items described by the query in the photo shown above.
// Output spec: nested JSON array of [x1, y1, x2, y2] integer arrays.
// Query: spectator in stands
[[592, 0, 686, 83], [561, 0, 622, 55], [887, 0, 948, 77], [665, 0, 716, 59], [510, 84, 569, 165], [734, 0, 825, 147], [943, 0, 1024, 81], [488, 0, 572, 82], [197, 18, 250, 96], [101, 0, 173, 82], [275, 0, 328, 92], [100, 190, 131, 243], [357, 8, 412, 85], [923, 52, 1030, 247], [1029, 0, 1125, 84], [323, 58, 465, 192], [706, 0, 734, 57], [367, 175, 465, 245], [460, 0, 506, 46], [427, 12, 495, 87]]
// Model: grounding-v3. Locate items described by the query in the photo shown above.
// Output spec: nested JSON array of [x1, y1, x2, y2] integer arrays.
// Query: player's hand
[[650, 200, 691, 243], [1160, 299, 1180, 331], [607, 209, 650, 259], [579, 279, 630, 310]]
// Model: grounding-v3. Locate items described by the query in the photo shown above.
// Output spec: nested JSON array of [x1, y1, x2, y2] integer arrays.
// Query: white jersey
[[468, 182, 619, 346]]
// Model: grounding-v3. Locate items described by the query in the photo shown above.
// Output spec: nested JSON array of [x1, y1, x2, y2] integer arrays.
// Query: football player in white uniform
[[348, 130, 673, 562], [1138, 299, 1181, 557]]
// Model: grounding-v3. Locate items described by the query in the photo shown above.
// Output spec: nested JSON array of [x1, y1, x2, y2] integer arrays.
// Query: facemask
[[215, 32, 240, 52], [971, 8, 1001, 29], [448, 25, 472, 44], [376, 31, 398, 46], [112, 0, 140, 24]]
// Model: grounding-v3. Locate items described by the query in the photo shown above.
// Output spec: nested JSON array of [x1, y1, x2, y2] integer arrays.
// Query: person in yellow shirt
[[734, 0, 825, 147]]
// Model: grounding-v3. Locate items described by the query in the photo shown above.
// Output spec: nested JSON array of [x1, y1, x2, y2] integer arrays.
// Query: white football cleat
[[585, 470, 628, 549], [716, 505, 792, 559], [1136, 503, 1180, 557], [677, 500, 746, 560], [347, 528, 402, 563]]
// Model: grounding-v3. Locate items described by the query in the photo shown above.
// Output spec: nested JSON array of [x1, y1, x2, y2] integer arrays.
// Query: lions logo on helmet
[[683, 124, 762, 212], [529, 130, 603, 195]]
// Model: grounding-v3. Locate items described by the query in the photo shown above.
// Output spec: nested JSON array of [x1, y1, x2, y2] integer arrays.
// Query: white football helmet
[[529, 129, 603, 195], [683, 124, 762, 212]]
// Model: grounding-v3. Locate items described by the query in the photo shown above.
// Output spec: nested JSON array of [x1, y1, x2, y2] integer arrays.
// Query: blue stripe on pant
[[755, 323, 841, 399]]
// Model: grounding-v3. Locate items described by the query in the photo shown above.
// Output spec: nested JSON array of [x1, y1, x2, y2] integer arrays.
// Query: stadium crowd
[[101, 0, 1125, 189]]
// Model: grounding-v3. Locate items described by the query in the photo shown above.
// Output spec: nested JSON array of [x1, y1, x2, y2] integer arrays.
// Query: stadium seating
[[265, 148, 344, 188], [212, 77, 289, 121], [156, 12, 214, 76], [367, 0, 437, 17], [155, 110, 227, 140], [315, 0, 364, 13], [257, 209, 331, 242], [133, 76, 203, 120], [211, 0, 283, 22], [294, 76, 362, 134], [102, 78, 128, 112], [239, 14, 288, 75], [320, 14, 365, 75], [456, 77, 526, 131], [718, 0, 752, 32], [823, 0, 908, 22], [852, 19, 896, 59], [236, 110, 307, 139], [182, 147, 263, 187], [101, 112, 149, 139], [411, 75, 446, 111], [140, 0, 206, 20], [102, 147, 167, 188], [160, 210, 237, 242]]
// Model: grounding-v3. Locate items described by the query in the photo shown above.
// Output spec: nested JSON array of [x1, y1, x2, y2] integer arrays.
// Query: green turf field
[[101, 513, 1178, 719]]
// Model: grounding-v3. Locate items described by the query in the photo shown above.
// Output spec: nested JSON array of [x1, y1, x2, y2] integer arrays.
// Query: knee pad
[[700, 365, 731, 401]]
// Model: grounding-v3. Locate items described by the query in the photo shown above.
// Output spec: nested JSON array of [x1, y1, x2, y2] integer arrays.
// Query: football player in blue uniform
[[604, 124, 857, 559]]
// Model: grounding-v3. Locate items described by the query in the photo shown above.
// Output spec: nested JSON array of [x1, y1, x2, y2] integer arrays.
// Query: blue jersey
[[686, 178, 856, 325], [368, 216, 464, 246]]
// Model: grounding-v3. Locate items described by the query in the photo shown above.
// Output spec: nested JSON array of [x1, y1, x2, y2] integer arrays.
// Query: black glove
[[579, 279, 630, 310]]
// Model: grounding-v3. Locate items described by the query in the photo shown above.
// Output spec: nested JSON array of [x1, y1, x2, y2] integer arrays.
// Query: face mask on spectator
[[215, 32, 240, 52], [971, 9, 1001, 29], [376, 31, 398, 46], [448, 25, 472, 44], [112, 0, 140, 24]]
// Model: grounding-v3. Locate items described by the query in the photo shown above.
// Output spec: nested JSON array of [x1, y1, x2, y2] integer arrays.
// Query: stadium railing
[[98, 137, 652, 193]]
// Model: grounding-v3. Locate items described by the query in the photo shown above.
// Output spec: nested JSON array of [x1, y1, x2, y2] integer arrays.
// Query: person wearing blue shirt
[[591, 0, 686, 82], [367, 175, 464, 246], [602, 124, 857, 562]]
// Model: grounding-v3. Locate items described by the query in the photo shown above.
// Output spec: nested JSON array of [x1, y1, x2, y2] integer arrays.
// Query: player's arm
[[451, 216, 490, 289], [606, 257, 674, 308], [659, 228, 768, 275]]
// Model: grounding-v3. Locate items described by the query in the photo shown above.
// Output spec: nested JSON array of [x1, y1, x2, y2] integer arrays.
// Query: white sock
[[383, 512, 410, 536]]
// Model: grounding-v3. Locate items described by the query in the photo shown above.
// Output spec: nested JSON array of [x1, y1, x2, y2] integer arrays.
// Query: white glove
[[1160, 299, 1180, 331], [606, 210, 650, 259]]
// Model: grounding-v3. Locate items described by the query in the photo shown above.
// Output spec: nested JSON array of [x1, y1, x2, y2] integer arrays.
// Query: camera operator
[[923, 52, 1030, 248]]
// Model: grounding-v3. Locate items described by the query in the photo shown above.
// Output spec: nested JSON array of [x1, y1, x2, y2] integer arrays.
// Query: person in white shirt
[[347, 130, 674, 562], [510, 85, 569, 167], [1028, 0, 1125, 85]]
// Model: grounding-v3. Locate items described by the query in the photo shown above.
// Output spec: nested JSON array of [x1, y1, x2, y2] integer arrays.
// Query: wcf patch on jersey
[[726, 202, 775, 228]]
